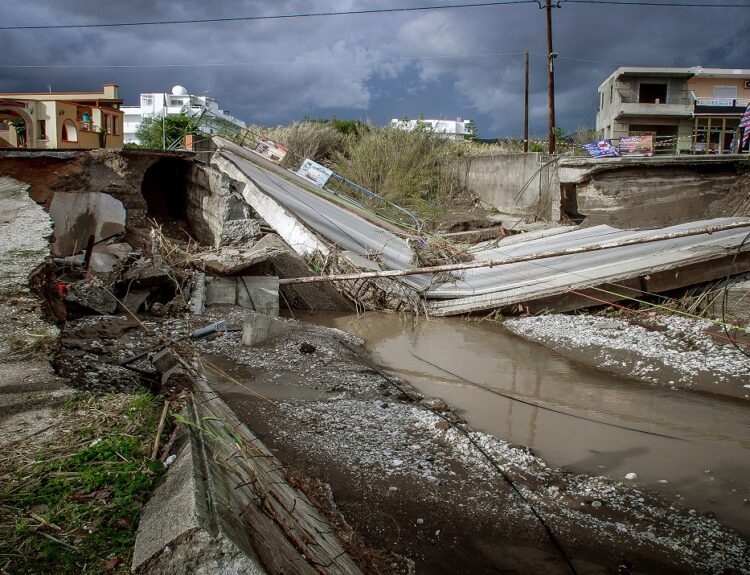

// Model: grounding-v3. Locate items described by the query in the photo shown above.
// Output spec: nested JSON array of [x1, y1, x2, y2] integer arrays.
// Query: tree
[[135, 113, 200, 150], [464, 120, 478, 141]]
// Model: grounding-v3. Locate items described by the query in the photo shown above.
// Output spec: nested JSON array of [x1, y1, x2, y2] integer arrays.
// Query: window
[[609, 84, 613, 104], [113, 116, 119, 135], [37, 120, 47, 140], [141, 95, 153, 107], [639, 83, 668, 104], [61, 119, 78, 142], [599, 91, 604, 111], [713, 85, 737, 100]]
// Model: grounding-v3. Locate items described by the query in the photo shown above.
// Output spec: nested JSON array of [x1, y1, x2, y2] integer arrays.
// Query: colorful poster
[[296, 158, 333, 188], [619, 135, 654, 156], [582, 139, 619, 158], [255, 136, 288, 163]]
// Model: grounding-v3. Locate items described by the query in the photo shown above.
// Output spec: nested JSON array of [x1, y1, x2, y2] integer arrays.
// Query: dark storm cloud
[[1, 1, 748, 137]]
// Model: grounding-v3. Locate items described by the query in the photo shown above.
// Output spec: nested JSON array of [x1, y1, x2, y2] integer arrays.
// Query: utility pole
[[524, 51, 529, 153], [546, 0, 556, 155], [162, 92, 167, 150]]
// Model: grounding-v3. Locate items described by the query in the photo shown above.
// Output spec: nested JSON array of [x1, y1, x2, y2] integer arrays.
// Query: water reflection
[[298, 311, 750, 538]]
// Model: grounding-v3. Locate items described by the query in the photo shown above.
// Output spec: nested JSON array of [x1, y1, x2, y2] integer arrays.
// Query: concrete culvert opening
[[141, 157, 191, 221]]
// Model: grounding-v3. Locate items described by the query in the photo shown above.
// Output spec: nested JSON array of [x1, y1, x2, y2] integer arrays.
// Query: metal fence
[[200, 117, 423, 231]]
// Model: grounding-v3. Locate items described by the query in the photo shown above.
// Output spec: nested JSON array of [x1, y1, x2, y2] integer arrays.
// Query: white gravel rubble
[[263, 395, 749, 573], [505, 313, 750, 397]]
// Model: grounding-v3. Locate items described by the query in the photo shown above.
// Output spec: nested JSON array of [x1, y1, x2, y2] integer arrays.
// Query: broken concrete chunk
[[49, 191, 126, 257], [205, 277, 237, 306], [198, 246, 274, 275], [220, 219, 261, 247], [123, 260, 172, 288], [189, 272, 206, 315], [236, 276, 279, 316], [152, 348, 181, 374], [161, 365, 192, 394], [64, 281, 118, 315], [205, 276, 280, 316], [254, 234, 350, 312], [122, 290, 150, 313], [241, 312, 291, 347]]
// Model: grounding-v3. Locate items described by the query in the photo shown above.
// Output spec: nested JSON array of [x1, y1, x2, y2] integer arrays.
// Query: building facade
[[595, 66, 750, 154], [0, 84, 124, 149], [122, 86, 247, 146], [390, 117, 473, 140]]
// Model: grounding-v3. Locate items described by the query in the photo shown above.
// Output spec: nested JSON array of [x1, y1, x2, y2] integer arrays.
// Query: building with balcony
[[595, 66, 750, 154], [0, 84, 124, 149], [390, 117, 474, 140], [122, 86, 247, 146]]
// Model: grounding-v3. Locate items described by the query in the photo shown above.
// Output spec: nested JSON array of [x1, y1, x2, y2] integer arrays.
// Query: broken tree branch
[[279, 220, 750, 285], [151, 400, 170, 460]]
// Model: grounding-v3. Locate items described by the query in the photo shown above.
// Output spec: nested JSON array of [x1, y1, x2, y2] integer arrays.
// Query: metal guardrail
[[191, 111, 423, 231]]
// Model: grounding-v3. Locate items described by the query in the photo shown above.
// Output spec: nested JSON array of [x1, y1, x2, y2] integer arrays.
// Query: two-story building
[[122, 85, 247, 146], [595, 66, 750, 154], [0, 84, 124, 149]]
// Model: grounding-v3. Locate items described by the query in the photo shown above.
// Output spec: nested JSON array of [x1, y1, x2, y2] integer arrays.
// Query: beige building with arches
[[0, 84, 124, 149]]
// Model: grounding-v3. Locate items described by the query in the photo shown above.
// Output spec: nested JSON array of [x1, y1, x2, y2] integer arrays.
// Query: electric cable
[[407, 350, 686, 439], [562, 0, 749, 6], [336, 338, 579, 575], [0, 2, 538, 31]]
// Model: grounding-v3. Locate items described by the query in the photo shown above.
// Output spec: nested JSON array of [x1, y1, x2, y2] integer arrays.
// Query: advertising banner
[[296, 158, 333, 188], [255, 136, 288, 163], [618, 135, 654, 156], [582, 139, 619, 158]]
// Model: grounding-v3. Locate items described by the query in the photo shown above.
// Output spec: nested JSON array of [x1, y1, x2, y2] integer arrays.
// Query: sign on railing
[[255, 136, 288, 164], [296, 158, 333, 188], [619, 135, 654, 156]]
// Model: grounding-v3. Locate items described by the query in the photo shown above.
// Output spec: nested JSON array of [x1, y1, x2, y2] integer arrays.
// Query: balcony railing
[[694, 97, 750, 108]]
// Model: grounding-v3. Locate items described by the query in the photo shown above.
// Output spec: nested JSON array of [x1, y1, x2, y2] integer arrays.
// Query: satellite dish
[[171, 85, 188, 96]]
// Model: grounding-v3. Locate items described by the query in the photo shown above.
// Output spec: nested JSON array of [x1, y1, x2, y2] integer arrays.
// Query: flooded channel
[[297, 311, 750, 539]]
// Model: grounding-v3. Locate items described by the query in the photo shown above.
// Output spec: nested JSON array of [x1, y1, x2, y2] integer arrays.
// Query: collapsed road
[[1, 142, 749, 574]]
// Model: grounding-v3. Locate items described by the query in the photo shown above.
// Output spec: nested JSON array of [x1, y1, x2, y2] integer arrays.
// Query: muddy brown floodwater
[[296, 311, 750, 540]]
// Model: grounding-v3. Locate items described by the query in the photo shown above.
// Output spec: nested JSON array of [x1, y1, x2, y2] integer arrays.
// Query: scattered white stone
[[625, 472, 638, 480], [416, 518, 424, 525], [164, 454, 177, 467]]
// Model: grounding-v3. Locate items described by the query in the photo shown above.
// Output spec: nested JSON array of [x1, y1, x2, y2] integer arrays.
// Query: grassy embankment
[[0, 392, 169, 575]]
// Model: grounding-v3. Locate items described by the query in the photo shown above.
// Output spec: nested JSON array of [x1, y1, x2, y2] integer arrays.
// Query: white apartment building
[[390, 117, 473, 140], [122, 85, 247, 145]]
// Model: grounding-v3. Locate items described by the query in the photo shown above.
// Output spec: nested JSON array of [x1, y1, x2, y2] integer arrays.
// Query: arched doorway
[[61, 119, 78, 143], [0, 106, 33, 148]]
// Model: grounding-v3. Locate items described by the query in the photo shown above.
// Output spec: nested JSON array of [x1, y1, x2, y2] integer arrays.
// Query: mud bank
[[504, 313, 750, 400], [182, 308, 749, 574]]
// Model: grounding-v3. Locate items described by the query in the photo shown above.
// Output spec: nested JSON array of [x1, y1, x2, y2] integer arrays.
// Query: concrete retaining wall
[[460, 152, 750, 229], [459, 153, 559, 221], [559, 155, 750, 228]]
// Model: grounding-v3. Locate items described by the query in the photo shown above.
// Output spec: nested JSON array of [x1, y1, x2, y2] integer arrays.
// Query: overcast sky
[[1, 1, 748, 138]]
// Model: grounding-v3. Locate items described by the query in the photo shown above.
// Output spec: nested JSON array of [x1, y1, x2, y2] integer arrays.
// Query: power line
[[0, 2, 536, 31], [0, 51, 527, 69], [562, 0, 749, 7]]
